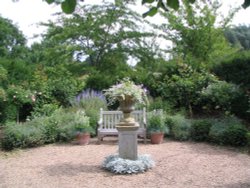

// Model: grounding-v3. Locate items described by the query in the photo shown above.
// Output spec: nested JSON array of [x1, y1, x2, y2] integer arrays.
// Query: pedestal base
[[116, 123, 139, 160]]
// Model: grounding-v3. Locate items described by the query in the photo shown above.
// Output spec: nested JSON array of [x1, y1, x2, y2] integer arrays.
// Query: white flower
[[104, 78, 148, 105]]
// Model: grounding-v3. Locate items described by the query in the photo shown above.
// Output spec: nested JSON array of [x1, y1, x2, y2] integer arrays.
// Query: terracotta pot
[[76, 132, 90, 145], [150, 132, 164, 144]]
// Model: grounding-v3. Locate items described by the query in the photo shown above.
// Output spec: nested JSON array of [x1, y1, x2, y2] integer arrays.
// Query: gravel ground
[[1, 138, 250, 188]]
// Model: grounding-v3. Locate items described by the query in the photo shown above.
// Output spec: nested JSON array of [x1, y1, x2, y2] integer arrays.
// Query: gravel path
[[1, 138, 250, 188]]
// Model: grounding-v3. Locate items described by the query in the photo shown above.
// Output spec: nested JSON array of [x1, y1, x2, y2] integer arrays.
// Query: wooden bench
[[97, 108, 147, 143]]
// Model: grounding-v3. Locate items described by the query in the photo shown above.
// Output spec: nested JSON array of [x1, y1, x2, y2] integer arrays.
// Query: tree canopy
[[224, 25, 250, 50], [45, 0, 250, 15], [0, 16, 26, 58]]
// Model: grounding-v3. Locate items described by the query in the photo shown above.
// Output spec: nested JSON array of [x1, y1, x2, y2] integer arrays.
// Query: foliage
[[42, 2, 158, 67], [70, 110, 92, 133], [247, 132, 250, 146], [30, 103, 59, 119], [40, 1, 161, 91], [45, 65, 81, 107], [213, 51, 250, 90], [1, 121, 45, 150], [147, 97, 173, 114], [72, 89, 107, 135], [224, 25, 250, 50], [45, 0, 250, 15], [190, 119, 212, 141], [222, 124, 248, 146], [159, 0, 237, 66], [2, 85, 35, 123], [208, 116, 248, 146], [140, 59, 218, 116], [199, 81, 243, 115], [102, 154, 155, 174], [0, 16, 27, 58], [147, 110, 166, 133], [212, 51, 250, 119], [104, 78, 148, 106], [1, 108, 91, 150], [168, 114, 191, 141]]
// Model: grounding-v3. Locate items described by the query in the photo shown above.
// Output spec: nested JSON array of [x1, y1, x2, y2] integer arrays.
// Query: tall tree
[[158, 0, 237, 67], [224, 25, 250, 50], [0, 16, 27, 58], [41, 1, 161, 67]]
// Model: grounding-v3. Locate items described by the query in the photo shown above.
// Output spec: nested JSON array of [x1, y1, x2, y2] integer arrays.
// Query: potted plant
[[72, 110, 94, 145], [147, 111, 165, 144]]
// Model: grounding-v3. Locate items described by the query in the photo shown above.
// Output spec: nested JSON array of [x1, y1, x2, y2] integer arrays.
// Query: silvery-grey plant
[[102, 154, 155, 174]]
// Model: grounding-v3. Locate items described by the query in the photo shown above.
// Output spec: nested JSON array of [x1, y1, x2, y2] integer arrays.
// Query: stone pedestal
[[116, 123, 139, 160]]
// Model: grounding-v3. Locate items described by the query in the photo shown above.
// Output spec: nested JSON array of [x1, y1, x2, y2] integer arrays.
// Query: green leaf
[[242, 0, 250, 8], [142, 0, 155, 5], [61, 0, 77, 14], [188, 0, 196, 3], [142, 7, 158, 18], [167, 0, 179, 10], [157, 0, 168, 11], [46, 0, 54, 4]]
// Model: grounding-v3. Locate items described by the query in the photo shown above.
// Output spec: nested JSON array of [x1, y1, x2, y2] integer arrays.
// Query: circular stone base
[[102, 154, 155, 174]]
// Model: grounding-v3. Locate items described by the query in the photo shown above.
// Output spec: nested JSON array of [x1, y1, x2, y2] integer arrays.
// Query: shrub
[[247, 132, 250, 146], [1, 121, 45, 150], [222, 125, 248, 146], [72, 89, 107, 135], [30, 103, 59, 119], [212, 52, 250, 119], [1, 108, 91, 150], [190, 120, 212, 142], [148, 97, 173, 114], [168, 114, 191, 141], [43, 108, 91, 142], [199, 81, 242, 115], [208, 116, 248, 146]]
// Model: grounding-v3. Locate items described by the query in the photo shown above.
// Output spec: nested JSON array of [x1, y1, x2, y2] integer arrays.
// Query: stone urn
[[118, 95, 137, 126]]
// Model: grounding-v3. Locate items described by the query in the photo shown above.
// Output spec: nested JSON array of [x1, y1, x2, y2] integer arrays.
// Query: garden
[[1, 0, 250, 187]]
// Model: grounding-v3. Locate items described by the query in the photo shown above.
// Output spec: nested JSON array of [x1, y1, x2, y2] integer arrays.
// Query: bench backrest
[[99, 108, 146, 130]]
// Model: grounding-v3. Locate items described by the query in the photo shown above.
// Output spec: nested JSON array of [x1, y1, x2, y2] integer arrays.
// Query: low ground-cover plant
[[103, 154, 155, 174], [1, 108, 91, 150], [1, 121, 45, 150]]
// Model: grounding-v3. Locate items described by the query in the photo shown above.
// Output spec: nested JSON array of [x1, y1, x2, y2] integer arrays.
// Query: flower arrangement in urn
[[104, 78, 148, 124]]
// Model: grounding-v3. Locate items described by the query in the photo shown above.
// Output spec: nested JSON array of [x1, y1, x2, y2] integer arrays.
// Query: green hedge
[[208, 117, 248, 146], [166, 114, 191, 141], [165, 114, 248, 147], [190, 120, 212, 142], [1, 108, 90, 150], [213, 51, 250, 119]]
